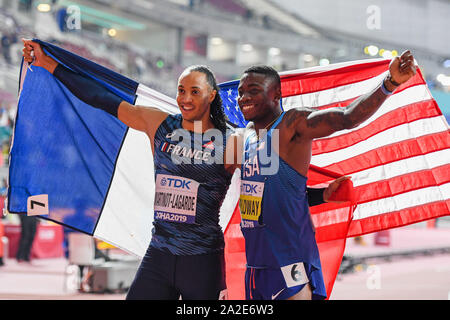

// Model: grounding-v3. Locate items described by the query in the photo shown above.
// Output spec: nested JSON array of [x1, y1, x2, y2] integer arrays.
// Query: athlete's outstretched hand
[[22, 39, 58, 73], [386, 50, 417, 90], [323, 176, 351, 203]]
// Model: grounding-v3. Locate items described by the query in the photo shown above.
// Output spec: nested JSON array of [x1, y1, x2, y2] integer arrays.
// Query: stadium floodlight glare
[[107, 28, 117, 37], [37, 3, 51, 12], [303, 54, 314, 62], [382, 50, 393, 59], [211, 37, 223, 45], [268, 47, 281, 56], [436, 74, 450, 86], [443, 59, 450, 68], [367, 45, 379, 56], [242, 44, 253, 52], [319, 58, 330, 66], [436, 74, 445, 82]]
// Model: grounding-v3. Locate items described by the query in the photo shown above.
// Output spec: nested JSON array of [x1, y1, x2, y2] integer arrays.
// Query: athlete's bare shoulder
[[281, 107, 316, 129]]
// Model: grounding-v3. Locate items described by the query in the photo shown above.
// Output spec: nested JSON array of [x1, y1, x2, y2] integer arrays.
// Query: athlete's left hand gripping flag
[[7, 39, 204, 257]]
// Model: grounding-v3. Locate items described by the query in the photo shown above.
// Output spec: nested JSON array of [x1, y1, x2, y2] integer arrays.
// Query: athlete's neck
[[253, 108, 283, 132], [182, 118, 215, 133]]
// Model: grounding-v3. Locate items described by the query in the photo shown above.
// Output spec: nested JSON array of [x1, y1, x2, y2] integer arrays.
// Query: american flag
[[218, 58, 450, 299]]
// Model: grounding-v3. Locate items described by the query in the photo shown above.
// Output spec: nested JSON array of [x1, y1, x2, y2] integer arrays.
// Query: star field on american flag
[[218, 80, 248, 128]]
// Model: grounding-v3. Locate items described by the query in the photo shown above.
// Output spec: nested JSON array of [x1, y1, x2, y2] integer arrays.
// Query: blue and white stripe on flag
[[8, 40, 188, 256]]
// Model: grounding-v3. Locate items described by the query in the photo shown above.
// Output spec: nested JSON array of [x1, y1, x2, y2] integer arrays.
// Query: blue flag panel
[[8, 40, 136, 234]]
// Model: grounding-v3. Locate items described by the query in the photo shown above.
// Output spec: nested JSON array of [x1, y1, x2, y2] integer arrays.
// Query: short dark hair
[[243, 65, 281, 89], [184, 65, 228, 132]]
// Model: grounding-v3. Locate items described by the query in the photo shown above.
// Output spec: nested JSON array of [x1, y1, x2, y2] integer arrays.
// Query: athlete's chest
[[155, 125, 226, 177], [241, 130, 279, 180]]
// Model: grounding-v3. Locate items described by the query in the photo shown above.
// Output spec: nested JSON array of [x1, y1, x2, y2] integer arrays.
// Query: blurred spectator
[[0, 216, 4, 266], [1, 33, 12, 64], [0, 178, 7, 195], [16, 214, 38, 263], [18, 0, 33, 12], [354, 236, 367, 246], [2, 141, 10, 166]]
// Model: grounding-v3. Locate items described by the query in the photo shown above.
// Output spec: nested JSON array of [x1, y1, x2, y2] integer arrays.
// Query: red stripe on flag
[[315, 220, 354, 242], [312, 100, 441, 155], [224, 203, 246, 300], [280, 60, 390, 96], [281, 65, 425, 98], [310, 202, 353, 223], [354, 164, 450, 204], [348, 199, 450, 237], [281, 61, 426, 98], [322, 132, 450, 175], [315, 97, 357, 110], [317, 238, 348, 299], [284, 74, 427, 114]]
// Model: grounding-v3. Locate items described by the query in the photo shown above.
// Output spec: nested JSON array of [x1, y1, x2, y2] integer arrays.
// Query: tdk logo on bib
[[161, 177, 191, 190], [241, 182, 263, 195]]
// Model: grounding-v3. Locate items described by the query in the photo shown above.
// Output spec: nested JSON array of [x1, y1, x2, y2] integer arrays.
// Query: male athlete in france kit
[[23, 39, 233, 299], [237, 52, 416, 300]]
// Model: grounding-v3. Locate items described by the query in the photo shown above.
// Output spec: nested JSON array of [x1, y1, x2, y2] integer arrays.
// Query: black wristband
[[386, 74, 401, 87], [53, 63, 122, 117], [307, 187, 325, 207]]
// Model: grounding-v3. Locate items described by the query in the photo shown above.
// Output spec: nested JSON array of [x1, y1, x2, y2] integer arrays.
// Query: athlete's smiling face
[[237, 72, 279, 122], [176, 70, 216, 123]]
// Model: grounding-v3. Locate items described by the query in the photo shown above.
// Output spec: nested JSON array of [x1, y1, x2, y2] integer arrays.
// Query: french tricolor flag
[[9, 40, 185, 258]]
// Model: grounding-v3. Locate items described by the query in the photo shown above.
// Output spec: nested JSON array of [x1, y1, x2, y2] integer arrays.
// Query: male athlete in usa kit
[[236, 51, 416, 300]]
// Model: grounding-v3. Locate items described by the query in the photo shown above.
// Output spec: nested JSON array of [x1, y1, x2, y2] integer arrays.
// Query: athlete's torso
[[150, 114, 232, 255], [240, 112, 321, 269]]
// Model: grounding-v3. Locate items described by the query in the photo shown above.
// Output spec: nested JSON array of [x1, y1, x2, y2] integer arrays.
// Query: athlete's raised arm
[[284, 51, 416, 141], [22, 39, 168, 140]]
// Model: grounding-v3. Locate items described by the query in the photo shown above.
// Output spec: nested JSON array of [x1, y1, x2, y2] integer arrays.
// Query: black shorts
[[126, 246, 226, 300]]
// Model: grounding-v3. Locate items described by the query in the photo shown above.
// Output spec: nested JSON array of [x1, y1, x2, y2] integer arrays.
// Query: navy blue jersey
[[150, 114, 232, 255], [240, 113, 327, 299]]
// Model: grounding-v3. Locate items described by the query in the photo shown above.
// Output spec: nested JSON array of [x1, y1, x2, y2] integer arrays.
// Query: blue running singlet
[[240, 112, 327, 300], [150, 114, 232, 255], [126, 114, 231, 300]]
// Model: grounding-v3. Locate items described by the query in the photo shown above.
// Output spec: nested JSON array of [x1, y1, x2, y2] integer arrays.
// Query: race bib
[[280, 262, 309, 288], [239, 180, 265, 228], [154, 174, 199, 224]]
